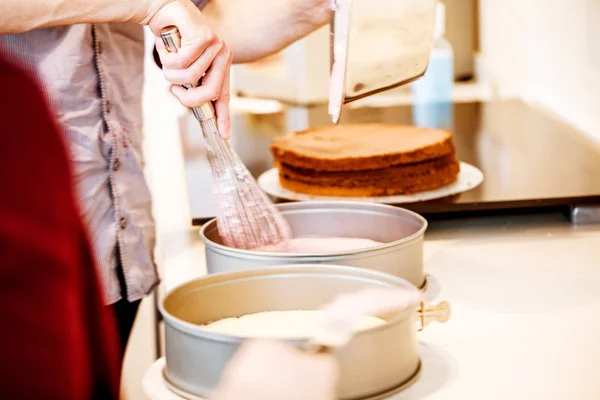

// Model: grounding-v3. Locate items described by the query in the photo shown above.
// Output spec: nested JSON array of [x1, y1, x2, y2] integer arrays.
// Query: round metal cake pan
[[160, 265, 424, 400], [200, 201, 428, 288]]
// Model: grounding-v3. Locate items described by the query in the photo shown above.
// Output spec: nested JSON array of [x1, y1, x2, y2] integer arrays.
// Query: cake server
[[304, 286, 450, 352]]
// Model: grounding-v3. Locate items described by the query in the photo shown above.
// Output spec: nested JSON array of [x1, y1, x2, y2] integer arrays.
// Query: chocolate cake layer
[[270, 124, 455, 172], [276, 155, 460, 197]]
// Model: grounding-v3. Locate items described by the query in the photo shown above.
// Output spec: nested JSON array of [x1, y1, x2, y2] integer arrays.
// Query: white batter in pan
[[202, 310, 386, 338], [256, 237, 384, 253]]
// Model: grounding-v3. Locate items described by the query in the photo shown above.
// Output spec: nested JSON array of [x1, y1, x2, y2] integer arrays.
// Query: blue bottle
[[411, 2, 454, 130]]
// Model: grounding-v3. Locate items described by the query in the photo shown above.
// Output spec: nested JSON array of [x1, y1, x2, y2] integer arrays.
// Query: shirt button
[[119, 217, 128, 230], [112, 159, 120, 171], [106, 101, 112, 114]]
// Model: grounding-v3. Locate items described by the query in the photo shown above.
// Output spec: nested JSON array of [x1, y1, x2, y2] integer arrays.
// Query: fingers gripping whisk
[[161, 26, 293, 250]]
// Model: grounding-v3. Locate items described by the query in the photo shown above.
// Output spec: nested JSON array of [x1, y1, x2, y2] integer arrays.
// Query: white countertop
[[142, 70, 600, 399]]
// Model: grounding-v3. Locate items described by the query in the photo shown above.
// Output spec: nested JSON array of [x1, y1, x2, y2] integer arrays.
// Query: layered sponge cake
[[270, 124, 460, 197]]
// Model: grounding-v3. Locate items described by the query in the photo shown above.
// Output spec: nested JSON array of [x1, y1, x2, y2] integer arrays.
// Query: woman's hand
[[147, 0, 231, 139], [213, 339, 339, 400]]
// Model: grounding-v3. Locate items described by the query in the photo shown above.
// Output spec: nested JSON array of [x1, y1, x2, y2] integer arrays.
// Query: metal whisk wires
[[161, 26, 292, 250], [202, 118, 292, 249]]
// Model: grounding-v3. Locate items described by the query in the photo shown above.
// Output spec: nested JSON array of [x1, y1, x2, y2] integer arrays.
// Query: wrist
[[146, 0, 202, 37], [292, 0, 332, 28], [135, 0, 178, 26]]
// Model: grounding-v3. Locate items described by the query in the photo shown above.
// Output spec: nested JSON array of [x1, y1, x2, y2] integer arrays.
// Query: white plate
[[257, 161, 483, 204]]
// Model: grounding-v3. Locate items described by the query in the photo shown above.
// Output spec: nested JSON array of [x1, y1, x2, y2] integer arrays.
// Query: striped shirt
[[0, 1, 208, 304]]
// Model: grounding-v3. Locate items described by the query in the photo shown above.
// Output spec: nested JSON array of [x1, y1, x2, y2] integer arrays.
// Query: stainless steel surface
[[569, 204, 600, 225], [160, 265, 443, 399], [161, 26, 293, 250], [200, 201, 428, 287], [329, 0, 438, 123]]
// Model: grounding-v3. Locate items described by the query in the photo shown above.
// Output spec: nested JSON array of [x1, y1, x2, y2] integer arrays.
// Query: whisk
[[161, 26, 293, 250]]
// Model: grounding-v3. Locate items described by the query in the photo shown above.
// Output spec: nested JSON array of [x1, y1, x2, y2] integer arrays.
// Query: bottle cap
[[434, 1, 446, 39]]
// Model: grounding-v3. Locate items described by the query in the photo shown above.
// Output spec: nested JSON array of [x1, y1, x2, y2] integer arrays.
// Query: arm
[[201, 0, 332, 64], [0, 0, 232, 138], [0, 0, 167, 33]]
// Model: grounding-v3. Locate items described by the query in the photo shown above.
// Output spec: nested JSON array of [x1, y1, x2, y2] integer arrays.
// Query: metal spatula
[[304, 286, 450, 352]]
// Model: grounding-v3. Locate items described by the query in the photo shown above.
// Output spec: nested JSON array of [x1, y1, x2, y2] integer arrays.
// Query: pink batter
[[256, 237, 384, 253]]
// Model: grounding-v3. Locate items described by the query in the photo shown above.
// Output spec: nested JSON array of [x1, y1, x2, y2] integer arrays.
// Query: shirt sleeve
[[191, 0, 210, 9]]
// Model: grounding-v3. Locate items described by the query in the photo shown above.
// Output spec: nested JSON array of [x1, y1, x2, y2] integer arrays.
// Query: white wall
[[524, 0, 600, 142], [478, 0, 600, 142]]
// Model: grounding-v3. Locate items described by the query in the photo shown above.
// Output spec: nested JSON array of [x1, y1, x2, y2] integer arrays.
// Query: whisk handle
[[160, 26, 216, 122]]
